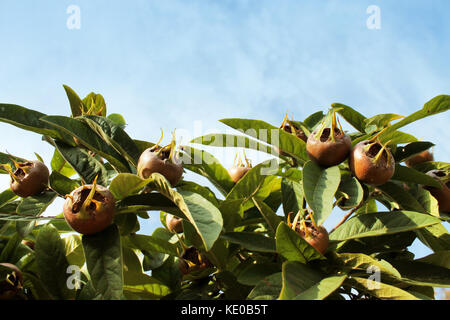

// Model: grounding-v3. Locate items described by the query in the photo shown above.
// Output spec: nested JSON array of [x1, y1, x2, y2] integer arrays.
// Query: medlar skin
[[63, 184, 116, 235], [228, 166, 251, 183], [137, 148, 183, 186], [0, 263, 23, 300], [10, 161, 49, 198], [166, 214, 183, 233], [349, 140, 395, 186], [424, 170, 450, 213], [306, 128, 352, 167], [405, 150, 434, 168]]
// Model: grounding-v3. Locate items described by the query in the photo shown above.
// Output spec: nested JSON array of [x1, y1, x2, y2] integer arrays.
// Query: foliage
[[0, 86, 449, 300]]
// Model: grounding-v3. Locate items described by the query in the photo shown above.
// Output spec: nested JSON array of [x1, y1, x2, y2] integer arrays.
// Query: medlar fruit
[[424, 170, 450, 213], [0, 263, 23, 300], [166, 213, 183, 233], [63, 177, 116, 235], [349, 140, 395, 186], [3, 160, 49, 198], [306, 109, 351, 167], [405, 150, 434, 168]]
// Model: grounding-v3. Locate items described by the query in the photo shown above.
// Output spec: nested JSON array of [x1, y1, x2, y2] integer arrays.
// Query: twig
[[329, 205, 361, 234]]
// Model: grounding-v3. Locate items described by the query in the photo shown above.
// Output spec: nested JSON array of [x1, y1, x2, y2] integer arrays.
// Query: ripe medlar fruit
[[63, 177, 116, 235], [288, 212, 329, 255], [3, 160, 49, 198], [424, 170, 450, 213], [405, 150, 434, 168], [178, 246, 212, 275], [306, 109, 351, 167], [137, 132, 183, 186], [0, 263, 23, 300], [166, 213, 183, 233], [349, 140, 395, 186]]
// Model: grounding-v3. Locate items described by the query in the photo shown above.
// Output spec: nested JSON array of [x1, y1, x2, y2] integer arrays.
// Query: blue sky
[[0, 1, 449, 263]]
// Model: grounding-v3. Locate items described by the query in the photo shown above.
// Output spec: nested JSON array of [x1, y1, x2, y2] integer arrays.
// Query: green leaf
[[0, 104, 66, 141], [293, 275, 347, 300], [378, 95, 450, 141], [330, 211, 442, 241], [391, 164, 441, 188], [247, 272, 282, 300], [237, 263, 281, 286], [63, 84, 84, 117], [303, 111, 325, 130], [220, 232, 276, 253], [281, 178, 304, 217], [35, 223, 75, 300], [346, 277, 420, 300], [82, 224, 124, 300], [16, 191, 58, 238], [417, 250, 450, 269], [333, 252, 401, 278], [80, 115, 140, 166], [275, 222, 325, 263], [279, 261, 324, 300], [377, 182, 427, 213], [191, 133, 279, 160], [54, 141, 108, 185], [49, 171, 80, 196], [107, 113, 126, 129], [119, 193, 180, 215], [302, 161, 341, 225], [62, 234, 85, 268], [127, 234, 179, 256], [364, 113, 405, 133], [82, 92, 107, 116], [225, 159, 280, 211], [394, 141, 435, 163], [219, 118, 308, 163], [123, 272, 171, 300], [181, 146, 235, 196], [0, 189, 17, 208], [252, 198, 283, 233], [41, 115, 130, 172], [176, 180, 220, 207], [389, 260, 450, 287], [336, 176, 364, 210], [109, 173, 151, 200], [50, 148, 77, 177], [415, 223, 450, 252], [147, 173, 223, 251], [333, 103, 367, 133]]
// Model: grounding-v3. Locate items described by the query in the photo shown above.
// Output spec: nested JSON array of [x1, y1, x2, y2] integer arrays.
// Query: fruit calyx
[[228, 151, 252, 183], [279, 111, 308, 142]]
